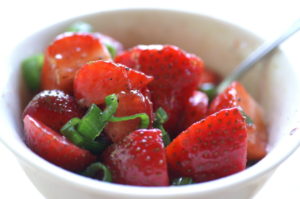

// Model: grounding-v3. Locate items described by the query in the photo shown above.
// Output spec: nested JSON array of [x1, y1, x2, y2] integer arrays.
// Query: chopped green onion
[[172, 177, 193, 185], [60, 118, 83, 145], [239, 108, 254, 126], [109, 113, 150, 129], [105, 44, 117, 58], [153, 107, 171, 146], [199, 83, 217, 102], [66, 21, 93, 33], [77, 104, 103, 140], [21, 53, 44, 91], [82, 162, 112, 182], [103, 94, 118, 121], [60, 118, 108, 154], [77, 94, 118, 141]]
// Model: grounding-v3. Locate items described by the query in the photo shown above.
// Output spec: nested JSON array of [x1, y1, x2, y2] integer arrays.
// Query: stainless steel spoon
[[216, 19, 300, 94]]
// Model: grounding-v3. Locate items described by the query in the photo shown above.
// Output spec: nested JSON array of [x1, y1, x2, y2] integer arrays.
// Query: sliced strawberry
[[104, 89, 153, 143], [41, 32, 111, 94], [115, 45, 204, 136], [199, 67, 221, 86], [74, 60, 153, 106], [166, 107, 247, 182], [102, 129, 169, 186], [23, 90, 85, 132], [177, 91, 208, 131], [23, 115, 96, 172], [209, 81, 267, 160]]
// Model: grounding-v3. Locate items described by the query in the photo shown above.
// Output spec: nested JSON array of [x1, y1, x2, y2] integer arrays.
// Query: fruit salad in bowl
[[1, 8, 300, 199]]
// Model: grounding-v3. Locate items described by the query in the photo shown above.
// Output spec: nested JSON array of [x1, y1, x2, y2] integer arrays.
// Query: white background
[[0, 0, 300, 198]]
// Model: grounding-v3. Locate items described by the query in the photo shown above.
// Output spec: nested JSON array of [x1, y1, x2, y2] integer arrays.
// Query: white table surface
[[1, 0, 300, 198]]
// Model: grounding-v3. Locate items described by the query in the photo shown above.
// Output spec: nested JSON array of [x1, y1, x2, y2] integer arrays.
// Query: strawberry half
[[41, 32, 111, 94], [115, 45, 204, 136], [74, 60, 153, 107], [209, 81, 267, 160], [23, 90, 85, 132], [104, 89, 153, 143], [23, 115, 96, 172], [166, 107, 247, 182], [102, 129, 169, 186]]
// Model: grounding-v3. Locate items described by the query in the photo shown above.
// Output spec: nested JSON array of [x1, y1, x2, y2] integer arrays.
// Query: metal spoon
[[216, 19, 300, 94]]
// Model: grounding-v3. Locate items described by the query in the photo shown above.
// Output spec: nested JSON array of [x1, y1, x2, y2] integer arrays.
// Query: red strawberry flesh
[[41, 32, 111, 94], [74, 60, 153, 107], [23, 115, 96, 172]]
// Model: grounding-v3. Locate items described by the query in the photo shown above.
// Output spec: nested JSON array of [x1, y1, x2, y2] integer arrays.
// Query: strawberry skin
[[42, 32, 111, 94], [178, 90, 209, 131], [115, 45, 204, 136], [105, 89, 153, 143], [102, 129, 169, 186], [74, 60, 153, 107], [166, 107, 247, 182], [23, 90, 85, 132], [23, 115, 96, 172], [209, 81, 267, 160]]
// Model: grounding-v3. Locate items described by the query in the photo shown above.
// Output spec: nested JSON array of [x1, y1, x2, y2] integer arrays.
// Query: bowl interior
[[1, 8, 300, 197]]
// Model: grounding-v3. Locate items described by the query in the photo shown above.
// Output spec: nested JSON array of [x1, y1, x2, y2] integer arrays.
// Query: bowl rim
[[1, 7, 300, 197]]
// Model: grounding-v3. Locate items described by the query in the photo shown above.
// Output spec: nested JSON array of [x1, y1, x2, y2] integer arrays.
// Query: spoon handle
[[216, 19, 300, 94]]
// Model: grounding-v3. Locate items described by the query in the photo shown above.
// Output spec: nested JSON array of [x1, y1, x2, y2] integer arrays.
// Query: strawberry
[[104, 89, 153, 143], [23, 115, 96, 172], [199, 67, 221, 86], [74, 60, 153, 107], [166, 107, 247, 182], [102, 129, 169, 186], [209, 81, 267, 160], [23, 90, 85, 132], [177, 91, 208, 131], [115, 45, 204, 136], [41, 32, 111, 94]]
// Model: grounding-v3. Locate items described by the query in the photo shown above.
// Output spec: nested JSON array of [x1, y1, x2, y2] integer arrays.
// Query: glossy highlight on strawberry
[[23, 90, 85, 132]]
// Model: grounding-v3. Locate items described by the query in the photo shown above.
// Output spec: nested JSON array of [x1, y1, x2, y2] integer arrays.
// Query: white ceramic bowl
[[1, 8, 300, 199]]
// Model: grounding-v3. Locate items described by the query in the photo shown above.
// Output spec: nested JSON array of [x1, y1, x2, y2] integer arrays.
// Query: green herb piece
[[77, 104, 103, 140], [21, 53, 44, 91], [199, 83, 217, 102], [109, 113, 149, 129], [60, 118, 108, 154], [77, 94, 118, 140], [239, 108, 254, 126], [105, 44, 117, 58], [153, 107, 171, 146], [82, 162, 112, 182], [66, 21, 93, 33], [172, 177, 193, 185]]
